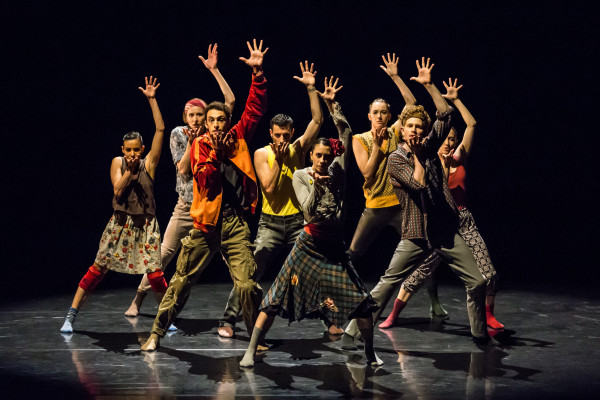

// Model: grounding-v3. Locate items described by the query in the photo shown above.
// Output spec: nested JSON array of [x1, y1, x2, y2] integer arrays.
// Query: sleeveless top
[[354, 127, 400, 208], [448, 165, 467, 210], [261, 144, 302, 216], [112, 157, 156, 216]]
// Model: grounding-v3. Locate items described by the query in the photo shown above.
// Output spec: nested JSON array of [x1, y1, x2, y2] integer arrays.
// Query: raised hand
[[410, 57, 434, 85], [293, 60, 317, 87], [183, 126, 205, 144], [199, 43, 219, 70], [239, 39, 269, 70], [442, 78, 463, 101], [308, 170, 330, 185], [138, 76, 160, 98], [270, 142, 289, 162], [380, 53, 399, 77], [317, 76, 343, 102]]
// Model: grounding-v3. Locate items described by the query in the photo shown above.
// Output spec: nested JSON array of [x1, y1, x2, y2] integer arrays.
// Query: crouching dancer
[[240, 77, 382, 368], [60, 77, 166, 333], [141, 39, 268, 351]]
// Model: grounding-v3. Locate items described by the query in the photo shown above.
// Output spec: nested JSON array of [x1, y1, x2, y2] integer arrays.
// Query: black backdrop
[[2, 1, 598, 301]]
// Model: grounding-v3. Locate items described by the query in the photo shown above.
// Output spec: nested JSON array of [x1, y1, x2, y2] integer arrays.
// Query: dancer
[[217, 60, 325, 338], [239, 77, 382, 368], [379, 78, 503, 330], [141, 39, 268, 351], [348, 53, 448, 318], [124, 43, 236, 318], [341, 58, 489, 349], [60, 76, 165, 333]]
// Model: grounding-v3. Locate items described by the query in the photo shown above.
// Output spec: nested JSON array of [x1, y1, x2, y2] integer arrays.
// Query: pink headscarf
[[184, 98, 207, 113]]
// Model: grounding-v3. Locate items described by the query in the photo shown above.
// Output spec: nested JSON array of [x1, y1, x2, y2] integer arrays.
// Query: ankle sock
[[60, 307, 78, 333], [379, 299, 407, 328], [240, 326, 265, 367]]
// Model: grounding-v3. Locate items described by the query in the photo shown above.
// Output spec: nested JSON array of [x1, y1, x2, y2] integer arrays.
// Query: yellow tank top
[[354, 127, 400, 208], [260, 144, 303, 216]]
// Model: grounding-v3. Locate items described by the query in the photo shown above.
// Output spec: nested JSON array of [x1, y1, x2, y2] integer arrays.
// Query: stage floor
[[1, 282, 599, 399]]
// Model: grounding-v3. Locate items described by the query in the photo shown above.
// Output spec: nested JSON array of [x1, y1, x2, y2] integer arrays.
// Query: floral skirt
[[94, 212, 161, 275], [261, 230, 378, 327]]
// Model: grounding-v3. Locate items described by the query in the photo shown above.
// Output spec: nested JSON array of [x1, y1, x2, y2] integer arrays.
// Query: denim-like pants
[[219, 212, 304, 328], [151, 213, 263, 337]]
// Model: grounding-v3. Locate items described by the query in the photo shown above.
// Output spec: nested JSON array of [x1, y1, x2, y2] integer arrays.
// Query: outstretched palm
[[199, 43, 219, 70], [318, 76, 343, 102], [138, 76, 160, 98], [410, 57, 434, 85], [442, 78, 463, 100], [239, 39, 268, 69], [380, 53, 399, 77], [293, 60, 316, 86]]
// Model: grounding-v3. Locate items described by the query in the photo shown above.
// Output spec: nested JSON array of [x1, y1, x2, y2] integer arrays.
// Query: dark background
[[1, 1, 598, 301]]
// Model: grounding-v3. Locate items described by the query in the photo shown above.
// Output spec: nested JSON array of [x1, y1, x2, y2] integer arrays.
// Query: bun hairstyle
[[123, 131, 143, 145]]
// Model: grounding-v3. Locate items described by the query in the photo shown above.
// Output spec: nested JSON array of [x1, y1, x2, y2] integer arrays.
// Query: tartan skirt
[[94, 212, 161, 275], [261, 230, 378, 327]]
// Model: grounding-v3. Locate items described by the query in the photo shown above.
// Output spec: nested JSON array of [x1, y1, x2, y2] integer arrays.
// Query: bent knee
[[93, 263, 108, 275]]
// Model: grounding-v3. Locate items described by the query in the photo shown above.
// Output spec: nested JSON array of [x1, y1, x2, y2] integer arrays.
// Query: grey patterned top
[[170, 126, 193, 203], [292, 102, 352, 229]]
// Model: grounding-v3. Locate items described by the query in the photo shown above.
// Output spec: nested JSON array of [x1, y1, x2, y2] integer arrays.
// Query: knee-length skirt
[[94, 212, 162, 275], [261, 230, 378, 327]]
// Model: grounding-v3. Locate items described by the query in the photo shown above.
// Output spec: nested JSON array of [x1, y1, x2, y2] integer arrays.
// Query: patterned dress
[[260, 102, 378, 327], [94, 158, 161, 275]]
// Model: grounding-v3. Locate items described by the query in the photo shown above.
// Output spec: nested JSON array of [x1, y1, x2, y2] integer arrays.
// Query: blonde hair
[[399, 105, 431, 132]]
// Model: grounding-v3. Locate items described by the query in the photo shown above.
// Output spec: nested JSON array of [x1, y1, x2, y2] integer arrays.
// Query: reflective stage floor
[[1, 283, 599, 399]]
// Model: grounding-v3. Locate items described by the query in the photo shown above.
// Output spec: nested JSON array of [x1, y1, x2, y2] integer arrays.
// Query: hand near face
[[239, 39, 268, 70], [442, 78, 463, 101], [317, 76, 343, 102], [270, 142, 289, 163], [183, 126, 204, 144], [125, 154, 141, 178], [138, 76, 160, 98], [208, 130, 233, 153], [372, 126, 388, 149], [410, 57, 434, 85], [308, 170, 330, 185]]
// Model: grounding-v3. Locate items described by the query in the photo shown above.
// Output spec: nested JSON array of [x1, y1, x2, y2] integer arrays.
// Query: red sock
[[79, 266, 104, 292], [486, 304, 504, 329], [148, 271, 168, 293], [379, 299, 407, 329]]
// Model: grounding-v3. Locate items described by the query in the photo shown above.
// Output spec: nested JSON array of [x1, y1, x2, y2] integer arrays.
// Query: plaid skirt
[[94, 212, 161, 275], [261, 230, 378, 327]]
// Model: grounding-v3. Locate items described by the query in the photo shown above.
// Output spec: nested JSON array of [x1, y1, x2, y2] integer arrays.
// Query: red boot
[[486, 304, 504, 330], [378, 299, 407, 329]]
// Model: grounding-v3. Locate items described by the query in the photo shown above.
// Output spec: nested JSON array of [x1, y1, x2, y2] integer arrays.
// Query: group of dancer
[[60, 39, 503, 368]]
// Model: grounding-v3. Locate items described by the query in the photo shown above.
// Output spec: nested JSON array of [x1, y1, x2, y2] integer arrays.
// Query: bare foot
[[125, 291, 146, 317], [328, 325, 344, 335], [218, 326, 234, 338], [141, 333, 160, 351]]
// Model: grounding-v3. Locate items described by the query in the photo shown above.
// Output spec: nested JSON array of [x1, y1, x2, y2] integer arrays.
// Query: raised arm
[[380, 53, 417, 134], [442, 78, 476, 160], [139, 76, 164, 179], [292, 61, 323, 155], [410, 57, 449, 114], [317, 76, 351, 170], [199, 43, 236, 113], [231, 39, 269, 142]]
